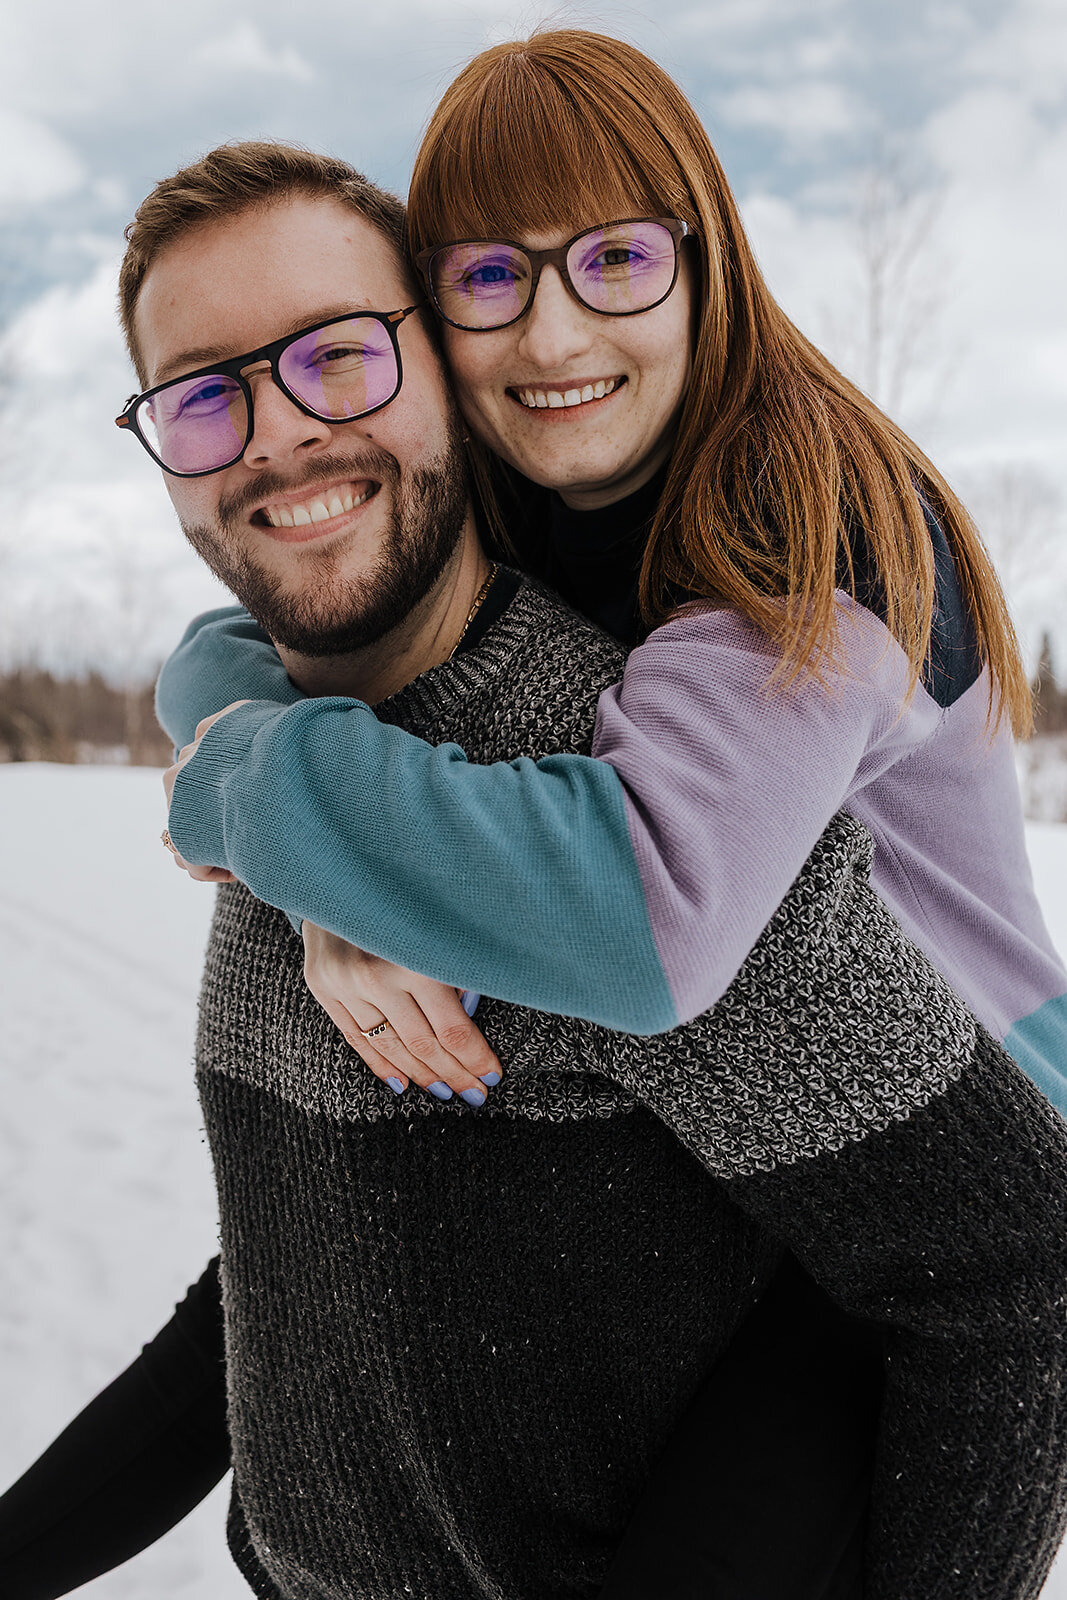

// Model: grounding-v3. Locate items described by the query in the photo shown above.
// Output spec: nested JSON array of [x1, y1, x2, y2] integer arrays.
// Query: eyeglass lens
[[136, 316, 401, 474], [430, 221, 679, 331]]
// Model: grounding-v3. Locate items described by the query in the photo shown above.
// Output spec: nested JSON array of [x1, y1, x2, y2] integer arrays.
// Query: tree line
[[1, 633, 1065, 768], [0, 668, 172, 765], [1032, 633, 1067, 737]]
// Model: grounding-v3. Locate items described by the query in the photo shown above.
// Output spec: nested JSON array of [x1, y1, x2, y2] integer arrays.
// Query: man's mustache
[[216, 449, 401, 525]]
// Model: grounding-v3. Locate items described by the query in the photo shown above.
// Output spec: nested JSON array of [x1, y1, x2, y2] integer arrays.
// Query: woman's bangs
[[411, 73, 664, 249]]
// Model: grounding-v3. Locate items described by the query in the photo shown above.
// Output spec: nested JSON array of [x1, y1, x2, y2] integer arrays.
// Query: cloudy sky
[[1, 0, 1064, 678]]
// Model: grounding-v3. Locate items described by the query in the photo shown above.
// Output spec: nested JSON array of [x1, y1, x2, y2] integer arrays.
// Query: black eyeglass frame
[[415, 218, 691, 333], [115, 305, 424, 478]]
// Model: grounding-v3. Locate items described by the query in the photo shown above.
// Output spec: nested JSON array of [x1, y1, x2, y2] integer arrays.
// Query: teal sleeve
[[156, 607, 309, 936], [166, 698, 676, 1032], [155, 608, 305, 752]]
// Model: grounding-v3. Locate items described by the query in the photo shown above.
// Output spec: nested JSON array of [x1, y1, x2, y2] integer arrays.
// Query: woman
[[3, 28, 1067, 1600]]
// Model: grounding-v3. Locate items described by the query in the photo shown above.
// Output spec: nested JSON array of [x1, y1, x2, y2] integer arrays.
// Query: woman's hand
[[302, 922, 503, 1108], [161, 703, 250, 882]]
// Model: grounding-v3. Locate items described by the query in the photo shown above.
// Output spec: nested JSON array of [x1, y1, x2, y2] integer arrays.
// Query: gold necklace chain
[[450, 562, 499, 658]]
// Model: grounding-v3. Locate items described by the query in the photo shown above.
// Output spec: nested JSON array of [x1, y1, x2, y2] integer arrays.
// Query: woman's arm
[[155, 607, 305, 746], [159, 600, 929, 1033], [0, 1259, 229, 1599]]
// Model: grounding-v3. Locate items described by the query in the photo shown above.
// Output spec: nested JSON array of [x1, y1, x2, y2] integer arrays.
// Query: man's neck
[[275, 524, 491, 705]]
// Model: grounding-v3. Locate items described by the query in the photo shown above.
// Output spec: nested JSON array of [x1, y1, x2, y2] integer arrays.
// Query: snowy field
[[1, 762, 1066, 1599]]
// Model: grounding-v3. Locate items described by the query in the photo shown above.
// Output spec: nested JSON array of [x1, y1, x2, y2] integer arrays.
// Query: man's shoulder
[[382, 572, 626, 764], [493, 570, 627, 680]]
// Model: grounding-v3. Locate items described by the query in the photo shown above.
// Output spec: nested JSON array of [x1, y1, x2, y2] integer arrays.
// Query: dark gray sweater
[[195, 578, 1067, 1600]]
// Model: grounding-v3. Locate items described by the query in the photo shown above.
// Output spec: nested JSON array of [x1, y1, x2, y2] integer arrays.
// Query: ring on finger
[[359, 1020, 391, 1041]]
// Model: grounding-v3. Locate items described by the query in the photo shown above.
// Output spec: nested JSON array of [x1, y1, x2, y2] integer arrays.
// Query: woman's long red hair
[[408, 29, 1031, 734]]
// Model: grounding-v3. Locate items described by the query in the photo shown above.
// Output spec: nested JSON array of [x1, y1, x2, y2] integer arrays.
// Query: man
[[1, 144, 1066, 1600]]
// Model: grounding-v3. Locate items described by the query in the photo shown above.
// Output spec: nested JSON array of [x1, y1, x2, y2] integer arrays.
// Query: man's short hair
[[118, 141, 409, 385]]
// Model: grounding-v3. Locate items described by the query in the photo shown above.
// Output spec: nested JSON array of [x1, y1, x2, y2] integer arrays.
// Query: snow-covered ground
[[1, 763, 1066, 1599]]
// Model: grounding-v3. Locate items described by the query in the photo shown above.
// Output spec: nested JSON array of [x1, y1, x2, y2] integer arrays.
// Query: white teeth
[[517, 379, 619, 409], [261, 484, 377, 529]]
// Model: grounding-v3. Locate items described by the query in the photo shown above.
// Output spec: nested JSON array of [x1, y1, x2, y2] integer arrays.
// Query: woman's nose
[[516, 266, 597, 371], [242, 368, 333, 469]]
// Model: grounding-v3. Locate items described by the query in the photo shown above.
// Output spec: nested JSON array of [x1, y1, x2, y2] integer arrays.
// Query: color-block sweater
[[159, 520, 1067, 1116], [194, 578, 1067, 1600]]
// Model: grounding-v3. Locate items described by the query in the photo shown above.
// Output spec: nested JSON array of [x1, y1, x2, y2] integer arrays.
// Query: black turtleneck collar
[[541, 465, 669, 647]]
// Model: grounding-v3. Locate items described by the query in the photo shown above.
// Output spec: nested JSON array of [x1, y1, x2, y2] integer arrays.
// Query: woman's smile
[[508, 375, 626, 410]]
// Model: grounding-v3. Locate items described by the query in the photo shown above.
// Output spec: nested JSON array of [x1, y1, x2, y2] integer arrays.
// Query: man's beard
[[178, 421, 470, 658]]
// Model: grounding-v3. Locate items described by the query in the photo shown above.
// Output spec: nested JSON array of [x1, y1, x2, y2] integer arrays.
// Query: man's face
[[135, 196, 471, 656]]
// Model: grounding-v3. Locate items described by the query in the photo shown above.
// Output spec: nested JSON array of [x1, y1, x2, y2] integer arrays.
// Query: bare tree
[[820, 143, 958, 435], [958, 463, 1063, 604], [85, 518, 189, 764]]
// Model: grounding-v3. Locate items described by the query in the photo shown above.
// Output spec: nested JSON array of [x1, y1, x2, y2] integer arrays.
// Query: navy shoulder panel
[[840, 496, 983, 710], [921, 498, 983, 708]]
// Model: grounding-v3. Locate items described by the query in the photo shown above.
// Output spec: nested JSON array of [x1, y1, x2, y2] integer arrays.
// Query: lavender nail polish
[[427, 1081, 453, 1101], [478, 1071, 501, 1087], [386, 1077, 405, 1095], [460, 1087, 486, 1108]]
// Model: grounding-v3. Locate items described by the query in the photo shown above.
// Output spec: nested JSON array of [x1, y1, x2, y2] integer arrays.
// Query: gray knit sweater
[[196, 577, 1067, 1600]]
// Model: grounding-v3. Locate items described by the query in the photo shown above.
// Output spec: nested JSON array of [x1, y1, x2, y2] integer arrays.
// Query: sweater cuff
[[167, 700, 284, 870]]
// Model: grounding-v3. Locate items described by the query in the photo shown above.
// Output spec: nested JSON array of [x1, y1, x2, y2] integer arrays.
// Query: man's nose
[[241, 366, 333, 469], [517, 266, 596, 371]]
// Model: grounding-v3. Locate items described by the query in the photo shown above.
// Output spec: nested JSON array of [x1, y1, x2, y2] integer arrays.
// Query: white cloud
[[194, 21, 314, 83], [960, 0, 1067, 106], [0, 108, 85, 208], [0, 258, 239, 677], [3, 256, 128, 396], [718, 80, 867, 146], [2, 477, 227, 680]]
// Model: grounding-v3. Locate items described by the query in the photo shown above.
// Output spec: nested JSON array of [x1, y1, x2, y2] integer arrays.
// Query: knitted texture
[[203, 1078, 775, 1600], [196, 577, 1067, 1600]]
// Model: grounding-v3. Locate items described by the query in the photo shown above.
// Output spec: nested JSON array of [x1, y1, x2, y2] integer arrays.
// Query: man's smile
[[251, 478, 383, 541]]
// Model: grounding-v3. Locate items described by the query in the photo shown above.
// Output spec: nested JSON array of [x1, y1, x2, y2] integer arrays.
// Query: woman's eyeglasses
[[115, 306, 422, 478], [416, 218, 689, 333]]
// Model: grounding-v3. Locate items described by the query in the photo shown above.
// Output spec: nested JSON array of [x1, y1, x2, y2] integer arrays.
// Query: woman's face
[[441, 221, 695, 511]]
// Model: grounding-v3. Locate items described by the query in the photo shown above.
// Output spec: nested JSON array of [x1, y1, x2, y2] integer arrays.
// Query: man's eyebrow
[[150, 304, 382, 387]]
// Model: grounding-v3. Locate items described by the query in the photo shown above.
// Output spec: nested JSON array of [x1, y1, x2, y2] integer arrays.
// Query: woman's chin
[[507, 449, 667, 510]]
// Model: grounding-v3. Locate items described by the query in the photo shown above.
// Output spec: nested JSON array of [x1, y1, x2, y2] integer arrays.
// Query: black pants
[[598, 1253, 882, 1599], [0, 1256, 879, 1599]]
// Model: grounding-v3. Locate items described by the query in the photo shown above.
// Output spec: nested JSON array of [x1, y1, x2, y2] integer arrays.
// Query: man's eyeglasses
[[115, 306, 423, 478], [416, 218, 689, 333]]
